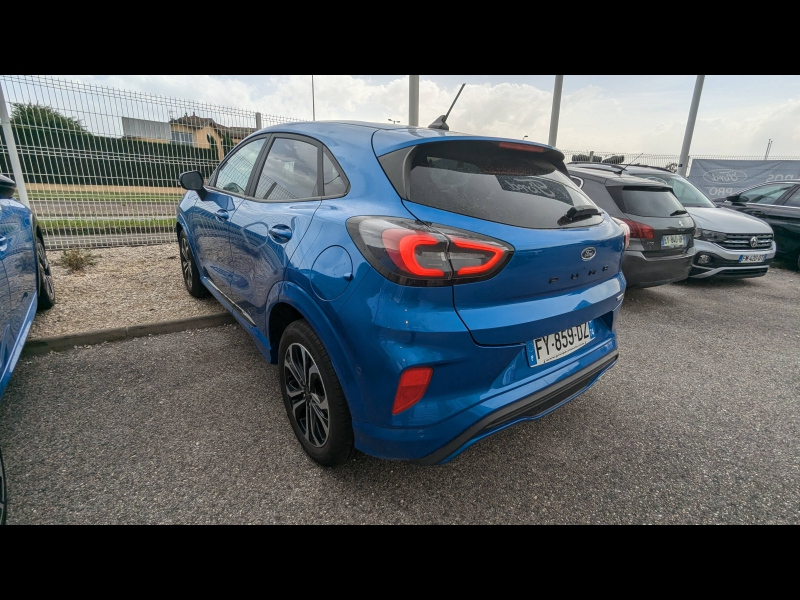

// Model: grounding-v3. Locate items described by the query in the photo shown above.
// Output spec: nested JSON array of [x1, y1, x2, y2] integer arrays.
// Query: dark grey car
[[567, 163, 696, 288]]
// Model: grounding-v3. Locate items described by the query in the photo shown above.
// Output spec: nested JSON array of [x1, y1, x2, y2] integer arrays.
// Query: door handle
[[268, 225, 293, 243], [215, 209, 229, 221]]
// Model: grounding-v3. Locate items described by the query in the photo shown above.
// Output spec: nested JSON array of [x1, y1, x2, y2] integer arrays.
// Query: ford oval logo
[[703, 169, 748, 184], [581, 247, 596, 261]]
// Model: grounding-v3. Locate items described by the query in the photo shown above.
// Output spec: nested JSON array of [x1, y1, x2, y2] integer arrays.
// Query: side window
[[739, 183, 794, 204], [213, 138, 265, 195], [254, 138, 319, 201], [323, 151, 347, 196], [782, 189, 800, 207]]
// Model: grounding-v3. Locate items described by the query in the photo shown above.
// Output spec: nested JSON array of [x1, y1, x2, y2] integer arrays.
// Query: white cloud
[[37, 75, 800, 155]]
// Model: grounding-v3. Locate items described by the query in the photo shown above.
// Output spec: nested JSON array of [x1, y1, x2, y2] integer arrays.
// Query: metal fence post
[[548, 75, 564, 147], [409, 76, 419, 126], [255, 112, 262, 131], [0, 82, 30, 208], [678, 75, 705, 177]]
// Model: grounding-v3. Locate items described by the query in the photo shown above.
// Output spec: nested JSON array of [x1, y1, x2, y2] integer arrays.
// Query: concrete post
[[409, 75, 419, 126], [548, 75, 564, 147], [677, 75, 705, 177], [255, 112, 262, 130], [0, 83, 30, 208]]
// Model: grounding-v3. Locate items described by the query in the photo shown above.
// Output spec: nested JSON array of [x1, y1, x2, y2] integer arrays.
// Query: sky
[[50, 75, 800, 156]]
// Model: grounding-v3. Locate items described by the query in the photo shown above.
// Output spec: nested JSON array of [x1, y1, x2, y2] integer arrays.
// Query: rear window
[[615, 186, 686, 218], [393, 141, 602, 229]]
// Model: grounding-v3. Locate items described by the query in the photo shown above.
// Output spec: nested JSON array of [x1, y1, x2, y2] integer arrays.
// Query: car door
[[184, 137, 267, 296], [732, 182, 797, 218], [0, 260, 11, 377], [765, 188, 800, 257], [0, 198, 37, 343], [227, 135, 324, 327]]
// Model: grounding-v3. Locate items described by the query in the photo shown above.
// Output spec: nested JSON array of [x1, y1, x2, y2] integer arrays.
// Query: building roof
[[169, 113, 256, 139]]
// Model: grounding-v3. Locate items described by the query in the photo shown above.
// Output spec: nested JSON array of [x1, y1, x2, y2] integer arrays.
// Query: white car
[[624, 166, 775, 279]]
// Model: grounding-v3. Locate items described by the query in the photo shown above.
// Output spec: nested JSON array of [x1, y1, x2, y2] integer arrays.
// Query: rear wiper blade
[[670, 209, 689, 216], [558, 205, 602, 226]]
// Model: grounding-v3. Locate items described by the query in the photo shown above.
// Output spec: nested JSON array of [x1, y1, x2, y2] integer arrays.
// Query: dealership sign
[[687, 159, 800, 199]]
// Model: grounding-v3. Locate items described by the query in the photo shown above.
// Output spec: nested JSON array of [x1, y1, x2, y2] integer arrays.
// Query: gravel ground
[[1, 265, 798, 524], [30, 243, 223, 339]]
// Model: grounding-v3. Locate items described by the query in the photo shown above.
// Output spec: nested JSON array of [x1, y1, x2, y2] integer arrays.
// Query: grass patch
[[40, 217, 176, 235], [27, 191, 183, 203], [58, 248, 98, 273]]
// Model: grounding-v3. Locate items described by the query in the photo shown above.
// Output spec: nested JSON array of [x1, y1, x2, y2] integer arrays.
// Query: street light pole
[[409, 75, 419, 126], [677, 75, 705, 177], [0, 83, 29, 208], [548, 75, 564, 147], [311, 75, 315, 121]]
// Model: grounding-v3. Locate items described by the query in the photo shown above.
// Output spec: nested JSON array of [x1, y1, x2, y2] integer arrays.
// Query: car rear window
[[615, 186, 686, 218], [388, 141, 602, 229]]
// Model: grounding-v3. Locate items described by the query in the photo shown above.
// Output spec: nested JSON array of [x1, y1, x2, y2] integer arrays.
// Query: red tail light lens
[[497, 141, 546, 153], [381, 229, 446, 277], [611, 218, 630, 249], [347, 217, 514, 287], [619, 218, 654, 240], [392, 367, 433, 414], [448, 237, 507, 276]]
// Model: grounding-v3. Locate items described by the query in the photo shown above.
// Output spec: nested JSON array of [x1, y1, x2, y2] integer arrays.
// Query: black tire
[[179, 230, 209, 298], [36, 238, 55, 310], [278, 320, 355, 467]]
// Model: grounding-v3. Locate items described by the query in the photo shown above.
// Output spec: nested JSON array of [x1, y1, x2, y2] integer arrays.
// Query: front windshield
[[632, 172, 715, 208]]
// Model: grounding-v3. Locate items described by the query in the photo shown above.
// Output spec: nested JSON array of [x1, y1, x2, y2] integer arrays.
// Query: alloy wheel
[[283, 343, 330, 447], [180, 236, 193, 289]]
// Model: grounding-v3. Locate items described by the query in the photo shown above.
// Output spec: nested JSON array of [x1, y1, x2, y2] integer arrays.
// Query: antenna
[[428, 83, 465, 130], [620, 153, 645, 172]]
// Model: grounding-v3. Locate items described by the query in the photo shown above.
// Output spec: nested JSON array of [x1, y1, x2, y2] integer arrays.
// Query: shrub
[[58, 248, 98, 273]]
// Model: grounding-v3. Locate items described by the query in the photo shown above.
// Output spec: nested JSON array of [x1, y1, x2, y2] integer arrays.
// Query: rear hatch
[[605, 182, 696, 256], [375, 136, 625, 346]]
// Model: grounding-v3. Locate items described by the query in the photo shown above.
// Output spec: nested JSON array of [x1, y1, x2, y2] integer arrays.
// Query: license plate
[[526, 322, 596, 367], [739, 254, 764, 263], [662, 234, 685, 248]]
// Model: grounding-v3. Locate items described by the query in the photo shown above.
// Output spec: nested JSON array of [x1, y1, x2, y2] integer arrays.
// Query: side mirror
[[0, 174, 16, 199], [179, 171, 207, 199], [726, 194, 743, 203]]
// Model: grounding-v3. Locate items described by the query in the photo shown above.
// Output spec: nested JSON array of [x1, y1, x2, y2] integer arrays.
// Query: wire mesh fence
[[560, 149, 800, 173], [0, 75, 302, 249]]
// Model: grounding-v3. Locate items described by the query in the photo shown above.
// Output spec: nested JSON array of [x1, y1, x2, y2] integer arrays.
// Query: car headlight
[[696, 229, 726, 242]]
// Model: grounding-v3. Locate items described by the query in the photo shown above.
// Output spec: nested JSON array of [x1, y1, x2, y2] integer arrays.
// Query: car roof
[[567, 164, 668, 187], [250, 120, 560, 157]]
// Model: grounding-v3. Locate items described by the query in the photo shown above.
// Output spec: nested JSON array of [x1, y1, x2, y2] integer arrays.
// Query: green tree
[[10, 103, 88, 133], [221, 130, 235, 158]]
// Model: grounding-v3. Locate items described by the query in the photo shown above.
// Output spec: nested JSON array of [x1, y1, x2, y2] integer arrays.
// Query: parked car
[[713, 181, 800, 269], [0, 174, 55, 401], [620, 166, 776, 279], [0, 445, 5, 525], [567, 163, 696, 288], [176, 123, 627, 467]]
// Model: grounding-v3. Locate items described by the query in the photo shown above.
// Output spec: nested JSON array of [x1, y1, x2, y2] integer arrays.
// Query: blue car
[[176, 122, 626, 466], [0, 174, 55, 402]]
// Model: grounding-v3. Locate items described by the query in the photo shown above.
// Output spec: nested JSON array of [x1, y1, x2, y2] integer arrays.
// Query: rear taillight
[[619, 218, 654, 240], [347, 217, 514, 286], [611, 217, 631, 249]]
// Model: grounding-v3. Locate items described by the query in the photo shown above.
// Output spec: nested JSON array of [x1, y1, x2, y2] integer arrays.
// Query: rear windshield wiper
[[558, 205, 601, 226], [670, 209, 689, 216]]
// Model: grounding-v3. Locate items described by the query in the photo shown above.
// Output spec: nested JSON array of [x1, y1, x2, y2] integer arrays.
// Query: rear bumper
[[411, 350, 618, 465], [350, 331, 619, 463], [622, 248, 695, 288]]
